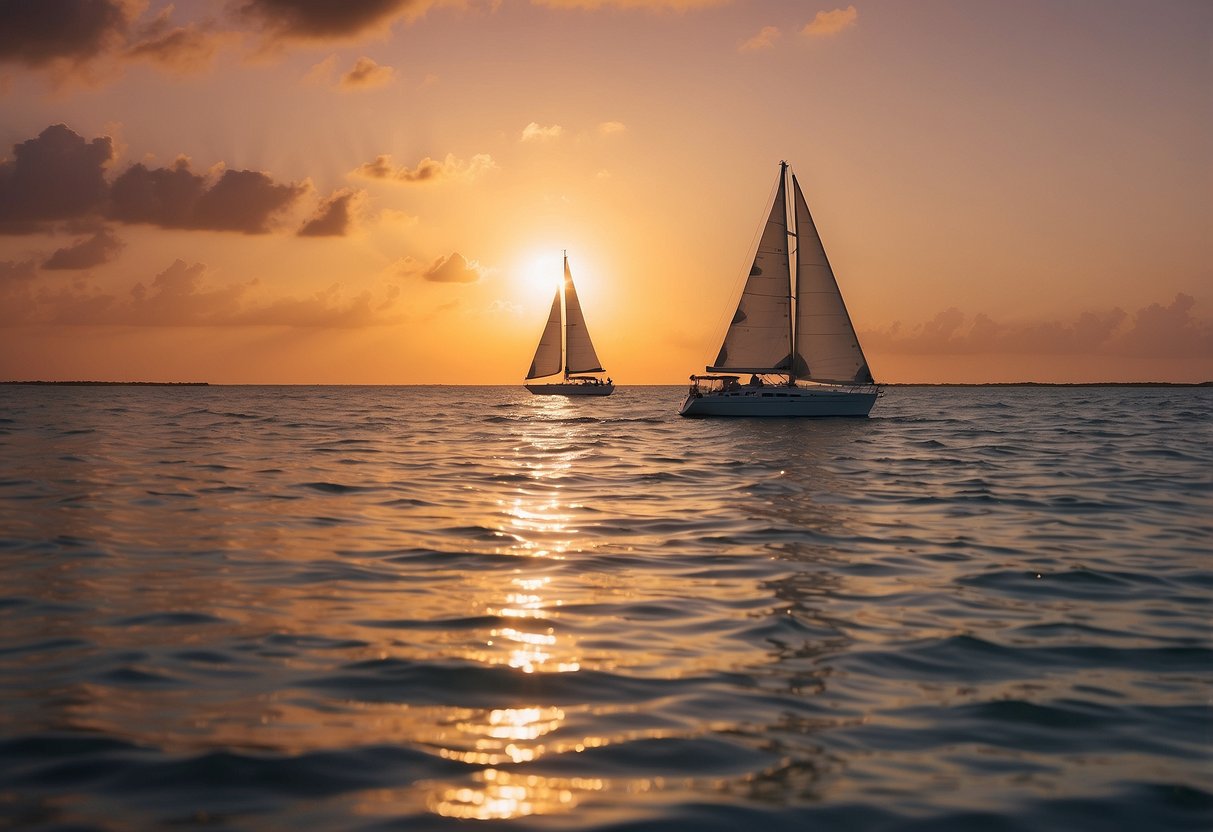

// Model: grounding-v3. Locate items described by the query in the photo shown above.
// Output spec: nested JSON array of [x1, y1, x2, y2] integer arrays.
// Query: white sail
[[526, 287, 563, 379], [792, 174, 873, 384], [708, 169, 792, 372], [563, 257, 604, 374]]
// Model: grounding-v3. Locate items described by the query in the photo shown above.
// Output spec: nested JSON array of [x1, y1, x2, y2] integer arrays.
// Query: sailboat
[[524, 253, 615, 396], [680, 161, 879, 417]]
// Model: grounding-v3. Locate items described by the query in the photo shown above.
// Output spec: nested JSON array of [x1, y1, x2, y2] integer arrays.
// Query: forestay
[[709, 172, 792, 373]]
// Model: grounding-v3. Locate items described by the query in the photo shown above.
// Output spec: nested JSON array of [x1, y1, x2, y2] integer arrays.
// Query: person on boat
[[750, 374, 763, 387]]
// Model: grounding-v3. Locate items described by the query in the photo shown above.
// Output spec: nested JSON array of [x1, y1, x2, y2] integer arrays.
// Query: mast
[[561, 250, 568, 380], [784, 161, 796, 383]]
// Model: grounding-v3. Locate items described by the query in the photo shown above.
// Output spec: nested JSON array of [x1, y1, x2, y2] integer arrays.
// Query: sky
[[0, 0, 1209, 384]]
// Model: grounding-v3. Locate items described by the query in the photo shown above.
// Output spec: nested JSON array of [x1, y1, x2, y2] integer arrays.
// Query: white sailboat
[[680, 161, 879, 417], [524, 253, 615, 396]]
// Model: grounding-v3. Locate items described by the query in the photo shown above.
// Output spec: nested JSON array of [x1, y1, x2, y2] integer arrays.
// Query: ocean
[[0, 384, 1209, 831]]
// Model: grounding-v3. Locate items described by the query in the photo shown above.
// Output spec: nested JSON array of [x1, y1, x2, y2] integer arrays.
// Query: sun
[[521, 250, 565, 296]]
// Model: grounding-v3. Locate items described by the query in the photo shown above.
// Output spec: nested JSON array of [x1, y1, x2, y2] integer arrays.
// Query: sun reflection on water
[[427, 410, 599, 819], [429, 768, 607, 820]]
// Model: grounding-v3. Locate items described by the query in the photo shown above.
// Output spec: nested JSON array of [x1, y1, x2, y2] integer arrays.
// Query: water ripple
[[0, 384, 1209, 831]]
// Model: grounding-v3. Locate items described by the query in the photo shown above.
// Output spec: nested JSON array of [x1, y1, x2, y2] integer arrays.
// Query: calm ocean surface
[[0, 384, 1209, 831]]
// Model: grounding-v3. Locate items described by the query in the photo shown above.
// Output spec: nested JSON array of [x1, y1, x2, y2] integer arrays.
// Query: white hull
[[679, 385, 876, 417], [526, 382, 615, 397]]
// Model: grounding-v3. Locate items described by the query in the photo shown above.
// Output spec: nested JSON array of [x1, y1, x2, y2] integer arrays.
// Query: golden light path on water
[[430, 395, 606, 821]]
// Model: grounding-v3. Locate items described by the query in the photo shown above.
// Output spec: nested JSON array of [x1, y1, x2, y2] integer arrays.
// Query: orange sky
[[1, 0, 1209, 383]]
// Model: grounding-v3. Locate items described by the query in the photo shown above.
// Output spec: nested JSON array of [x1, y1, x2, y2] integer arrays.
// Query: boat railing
[[688, 375, 881, 397], [687, 375, 740, 396]]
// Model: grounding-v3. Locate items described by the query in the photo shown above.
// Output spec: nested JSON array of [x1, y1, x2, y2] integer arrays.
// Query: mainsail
[[792, 174, 873, 384], [526, 288, 563, 379], [563, 258, 604, 374], [708, 169, 792, 373]]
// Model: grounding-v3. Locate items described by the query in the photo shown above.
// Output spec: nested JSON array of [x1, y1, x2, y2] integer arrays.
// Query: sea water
[[0, 384, 1209, 831]]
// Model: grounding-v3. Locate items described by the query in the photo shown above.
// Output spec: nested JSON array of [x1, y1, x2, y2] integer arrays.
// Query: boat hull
[[679, 385, 876, 417], [525, 382, 615, 397]]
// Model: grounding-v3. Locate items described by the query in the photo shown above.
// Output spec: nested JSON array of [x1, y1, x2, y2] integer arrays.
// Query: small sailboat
[[524, 253, 614, 396], [680, 161, 879, 417]]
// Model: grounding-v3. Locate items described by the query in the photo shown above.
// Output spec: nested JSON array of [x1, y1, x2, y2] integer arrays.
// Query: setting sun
[[520, 250, 566, 296]]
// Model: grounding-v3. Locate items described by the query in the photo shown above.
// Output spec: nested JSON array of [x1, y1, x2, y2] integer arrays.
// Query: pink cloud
[[803, 5, 858, 38], [862, 295, 1212, 360]]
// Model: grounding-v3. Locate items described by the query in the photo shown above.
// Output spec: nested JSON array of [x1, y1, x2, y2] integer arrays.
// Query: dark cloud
[[108, 158, 206, 227], [125, 12, 224, 74], [0, 124, 114, 232], [108, 158, 306, 234], [421, 252, 483, 283], [298, 189, 361, 237], [192, 169, 307, 233], [0, 125, 307, 235], [0, 0, 134, 67], [238, 0, 431, 41], [43, 228, 124, 270], [863, 295, 1212, 360]]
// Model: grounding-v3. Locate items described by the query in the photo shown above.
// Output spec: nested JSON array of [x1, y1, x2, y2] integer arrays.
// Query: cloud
[[43, 228, 124, 270], [124, 259, 245, 323], [1113, 293, 1213, 358], [377, 208, 420, 227], [531, 0, 726, 9], [352, 152, 497, 183], [124, 11, 226, 75], [298, 189, 363, 237], [0, 124, 114, 233], [0, 259, 38, 284], [863, 295, 1213, 360], [304, 53, 338, 84], [0, 125, 307, 235], [109, 158, 307, 233], [194, 170, 308, 233], [739, 25, 780, 52], [1, 257, 399, 327], [803, 5, 857, 38], [598, 121, 627, 135], [488, 299, 523, 316], [0, 0, 136, 68], [521, 122, 564, 142], [400, 252, 486, 284], [341, 56, 394, 88], [238, 0, 434, 42], [0, 1, 226, 81]]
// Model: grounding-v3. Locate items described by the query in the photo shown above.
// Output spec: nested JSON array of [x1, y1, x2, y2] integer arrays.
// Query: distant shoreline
[[1, 381, 210, 386], [2, 381, 1209, 388], [881, 381, 1213, 388]]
